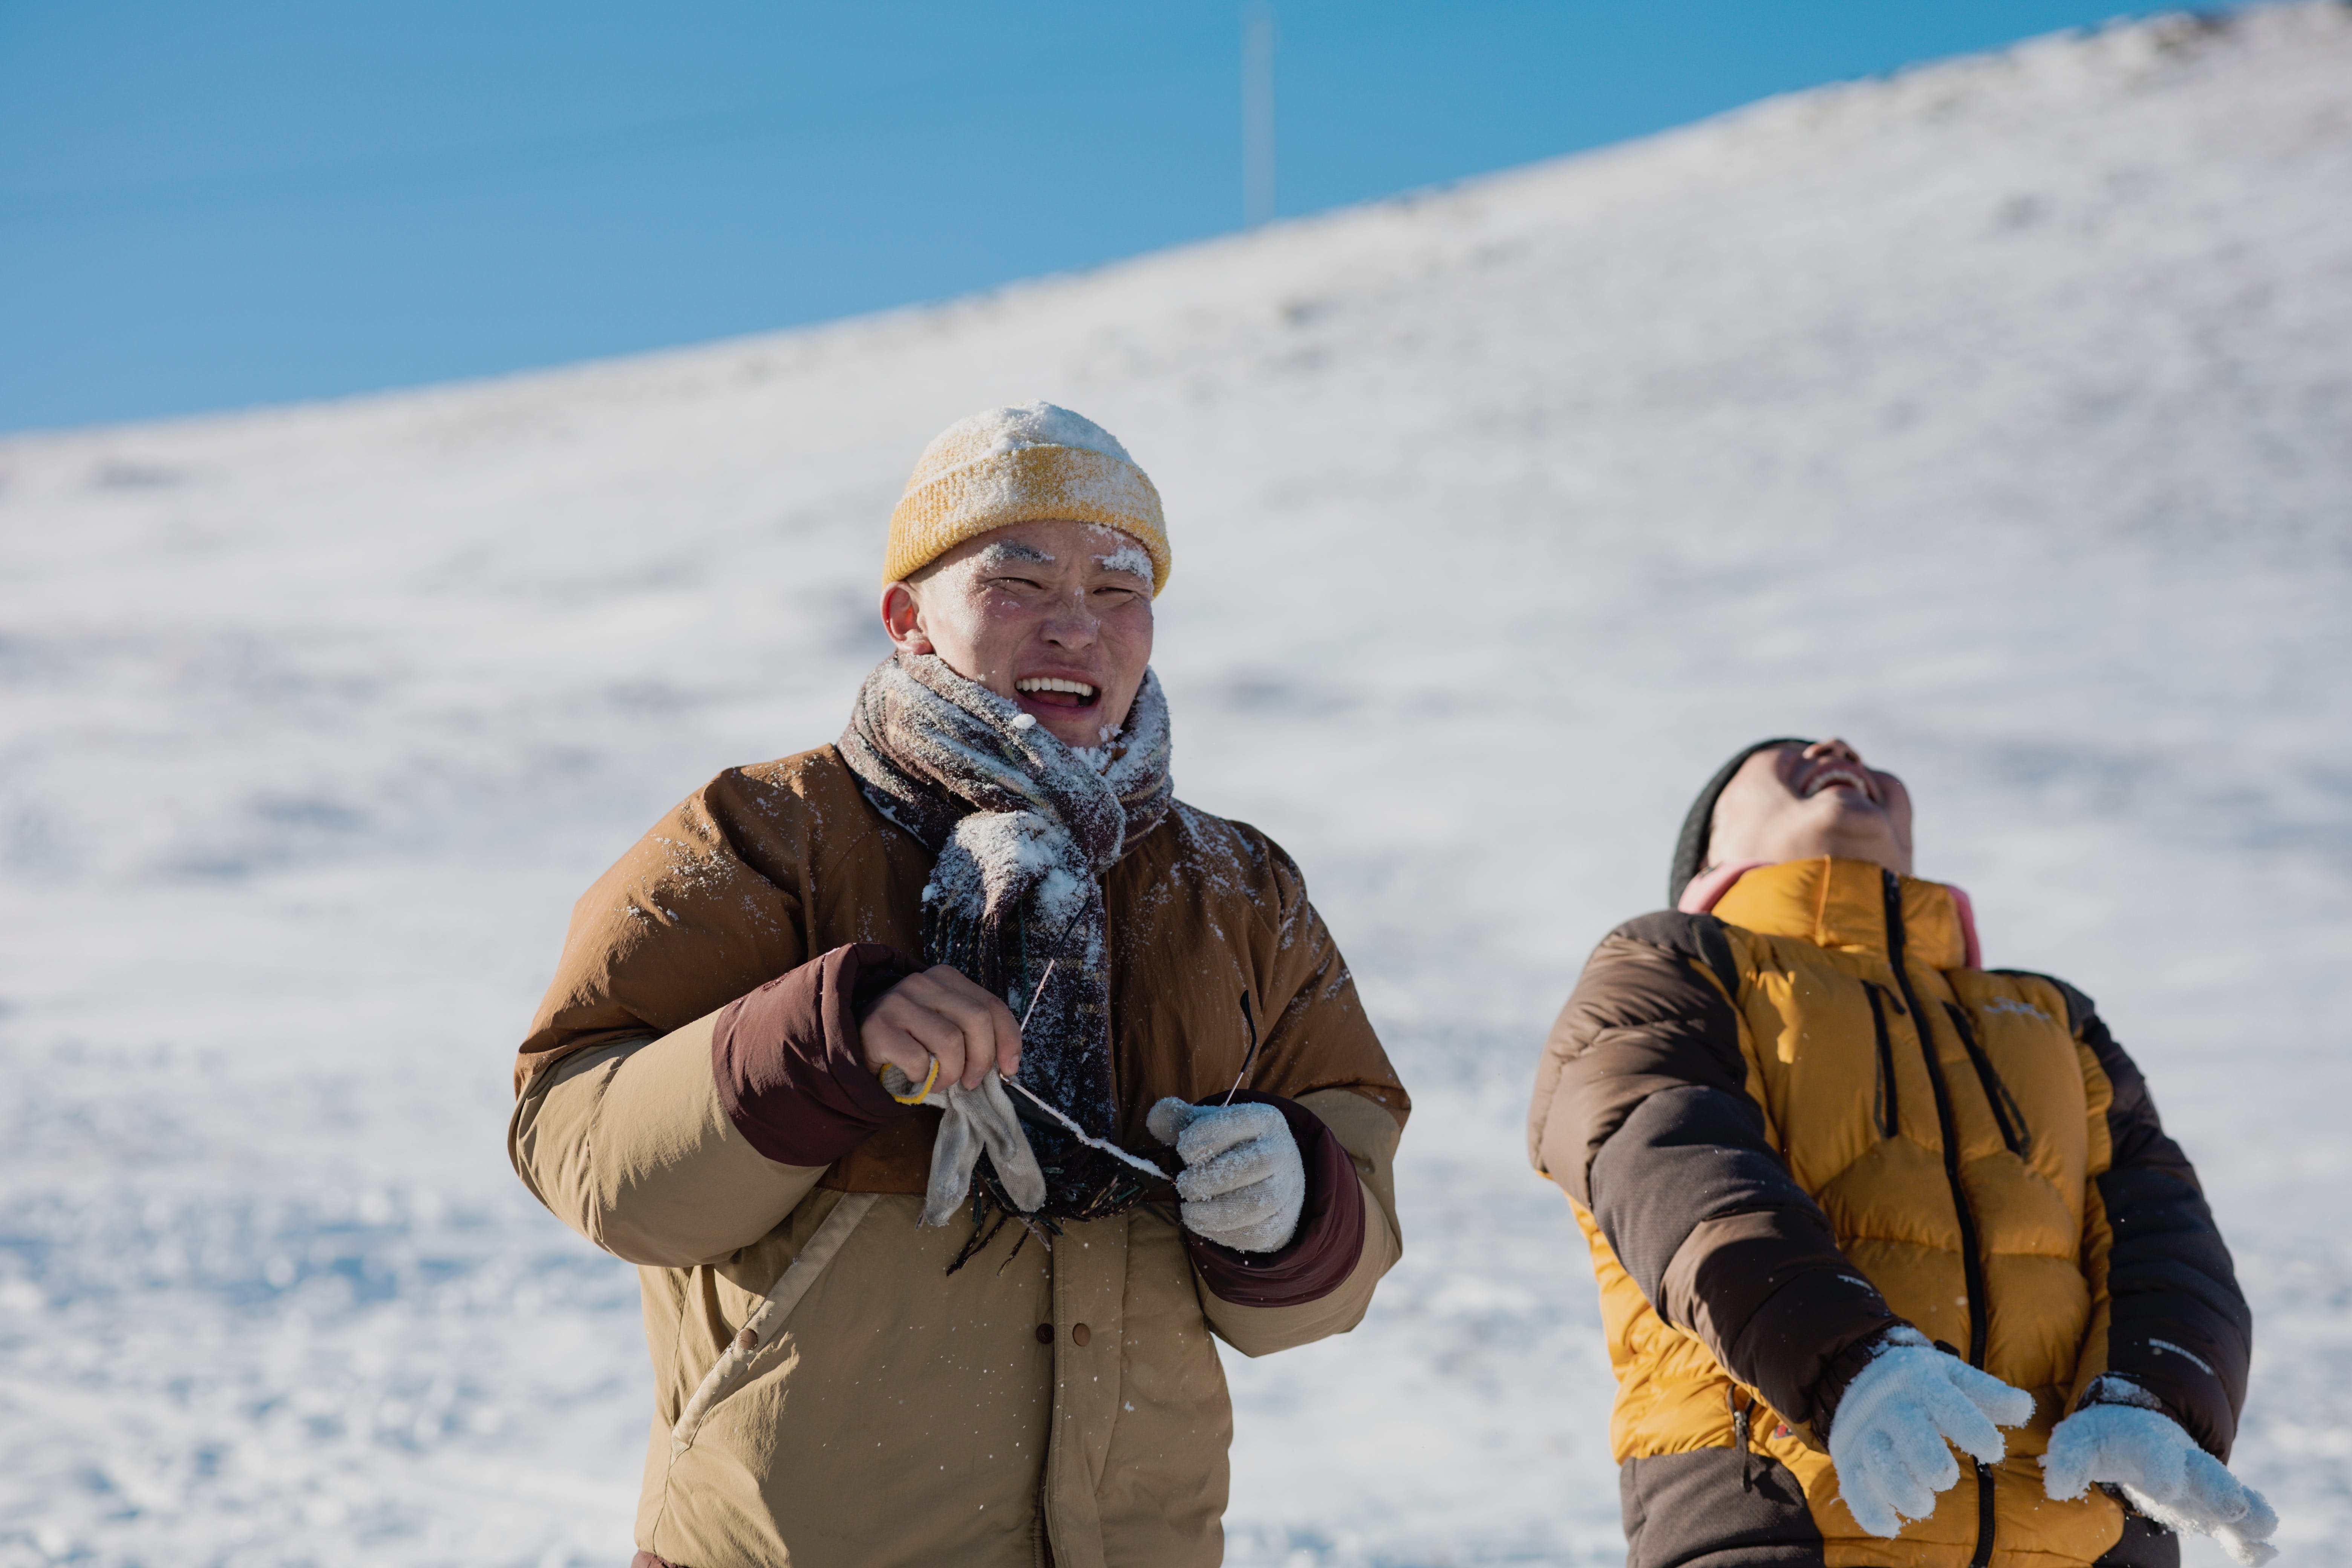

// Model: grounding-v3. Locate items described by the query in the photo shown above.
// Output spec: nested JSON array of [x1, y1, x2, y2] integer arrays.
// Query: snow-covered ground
[[3, 6, 2348, 1563]]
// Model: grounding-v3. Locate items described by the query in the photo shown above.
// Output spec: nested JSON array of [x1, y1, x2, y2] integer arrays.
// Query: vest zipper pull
[[1727, 1385, 1755, 1491]]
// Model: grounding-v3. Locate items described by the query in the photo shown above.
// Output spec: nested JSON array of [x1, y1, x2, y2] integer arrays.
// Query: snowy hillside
[[2, 5, 2348, 1563]]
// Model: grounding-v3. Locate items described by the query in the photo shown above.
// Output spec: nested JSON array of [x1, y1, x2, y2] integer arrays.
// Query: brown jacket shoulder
[[517, 747, 928, 1093]]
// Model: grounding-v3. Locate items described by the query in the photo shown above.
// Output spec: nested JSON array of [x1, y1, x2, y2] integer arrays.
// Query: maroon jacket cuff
[[712, 942, 924, 1166], [1184, 1091, 1368, 1309]]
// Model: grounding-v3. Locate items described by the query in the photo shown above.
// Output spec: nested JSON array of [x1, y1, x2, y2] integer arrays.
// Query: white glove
[[1147, 1097, 1305, 1253], [2043, 1394, 2279, 1567], [879, 1065, 1046, 1227], [1828, 1327, 2035, 1538]]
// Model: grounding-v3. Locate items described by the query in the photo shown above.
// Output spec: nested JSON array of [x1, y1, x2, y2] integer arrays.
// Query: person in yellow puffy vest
[[1528, 738, 2276, 1568]]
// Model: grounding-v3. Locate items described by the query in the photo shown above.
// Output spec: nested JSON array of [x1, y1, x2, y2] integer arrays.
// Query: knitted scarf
[[838, 652, 1173, 1218]]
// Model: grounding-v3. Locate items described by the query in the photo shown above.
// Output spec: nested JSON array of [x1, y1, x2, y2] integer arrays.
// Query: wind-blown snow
[[2, 7, 2348, 1565]]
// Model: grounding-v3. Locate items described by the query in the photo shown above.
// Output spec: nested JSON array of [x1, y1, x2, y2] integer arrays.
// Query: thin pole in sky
[[1243, 3, 1276, 227]]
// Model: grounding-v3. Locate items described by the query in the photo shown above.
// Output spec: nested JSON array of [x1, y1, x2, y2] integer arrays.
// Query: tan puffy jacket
[[1529, 857, 2248, 1568], [510, 746, 1409, 1568]]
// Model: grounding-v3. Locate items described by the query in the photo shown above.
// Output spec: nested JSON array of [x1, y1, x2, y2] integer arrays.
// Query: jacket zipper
[[1862, 982, 1901, 1138], [1880, 870, 1996, 1568], [1726, 1384, 1756, 1492], [1944, 1002, 2029, 1156]]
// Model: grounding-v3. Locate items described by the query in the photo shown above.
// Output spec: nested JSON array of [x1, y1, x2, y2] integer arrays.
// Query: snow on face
[[972, 540, 1054, 571], [911, 519, 1155, 750], [1089, 533, 1154, 585]]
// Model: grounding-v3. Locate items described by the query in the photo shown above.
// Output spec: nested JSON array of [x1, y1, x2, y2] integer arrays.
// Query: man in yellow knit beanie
[[510, 402, 1410, 1567], [883, 401, 1172, 595]]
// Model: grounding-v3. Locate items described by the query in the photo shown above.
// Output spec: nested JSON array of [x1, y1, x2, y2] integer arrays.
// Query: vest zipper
[[1943, 1001, 2029, 1156], [1880, 870, 1996, 1568], [1974, 1455, 1997, 1568], [1726, 1384, 1756, 1492], [1863, 982, 1901, 1138]]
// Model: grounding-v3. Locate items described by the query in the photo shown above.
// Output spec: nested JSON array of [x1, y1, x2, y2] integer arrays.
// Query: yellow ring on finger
[[886, 1056, 942, 1105]]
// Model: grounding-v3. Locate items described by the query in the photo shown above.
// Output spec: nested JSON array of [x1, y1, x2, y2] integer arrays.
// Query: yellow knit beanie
[[884, 403, 1170, 596]]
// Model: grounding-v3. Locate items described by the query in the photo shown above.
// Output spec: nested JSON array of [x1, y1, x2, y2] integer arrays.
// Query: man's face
[[881, 519, 1156, 750], [1706, 738, 1915, 876]]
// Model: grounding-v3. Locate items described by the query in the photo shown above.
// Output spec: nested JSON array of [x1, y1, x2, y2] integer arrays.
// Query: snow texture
[[1827, 1328, 2034, 1537], [940, 399, 1137, 466], [1, 6, 2349, 1564]]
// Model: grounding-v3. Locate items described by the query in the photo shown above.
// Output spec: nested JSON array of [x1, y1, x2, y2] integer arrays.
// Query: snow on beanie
[[1668, 737, 1812, 908], [884, 403, 1170, 595]]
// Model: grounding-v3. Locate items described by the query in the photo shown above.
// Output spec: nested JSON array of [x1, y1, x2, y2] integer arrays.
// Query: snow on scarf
[[838, 651, 1173, 1219]]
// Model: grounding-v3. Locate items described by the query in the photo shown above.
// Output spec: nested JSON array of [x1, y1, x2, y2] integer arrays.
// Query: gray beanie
[[1667, 738, 1811, 906]]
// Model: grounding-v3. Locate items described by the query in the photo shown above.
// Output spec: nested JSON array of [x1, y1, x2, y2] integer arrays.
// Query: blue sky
[[0, 1, 2167, 432]]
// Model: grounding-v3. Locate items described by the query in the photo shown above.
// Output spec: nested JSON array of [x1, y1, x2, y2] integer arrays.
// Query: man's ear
[[880, 582, 932, 654]]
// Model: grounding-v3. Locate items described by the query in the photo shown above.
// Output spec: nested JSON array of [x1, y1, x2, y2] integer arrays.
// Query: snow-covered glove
[[1828, 1327, 2035, 1538], [2043, 1387, 2279, 1567], [1146, 1097, 1304, 1253], [879, 1065, 1046, 1227]]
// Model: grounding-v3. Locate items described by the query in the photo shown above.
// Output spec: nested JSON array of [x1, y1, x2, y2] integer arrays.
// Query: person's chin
[[1812, 793, 1888, 828], [1823, 823, 1906, 869]]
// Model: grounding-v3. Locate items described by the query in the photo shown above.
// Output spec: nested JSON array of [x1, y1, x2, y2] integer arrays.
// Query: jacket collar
[[1708, 856, 1972, 971]]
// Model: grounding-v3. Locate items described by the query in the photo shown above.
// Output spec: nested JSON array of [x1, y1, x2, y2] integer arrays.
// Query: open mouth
[[1802, 764, 1877, 803], [1014, 675, 1099, 711]]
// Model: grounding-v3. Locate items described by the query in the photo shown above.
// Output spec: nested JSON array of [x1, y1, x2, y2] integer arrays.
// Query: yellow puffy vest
[[1577, 857, 2127, 1568]]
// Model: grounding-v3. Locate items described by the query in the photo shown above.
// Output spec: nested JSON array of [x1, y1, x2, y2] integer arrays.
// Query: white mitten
[[1828, 1327, 2035, 1538], [1146, 1097, 1305, 1253], [2043, 1392, 2278, 1567], [880, 1066, 1046, 1227]]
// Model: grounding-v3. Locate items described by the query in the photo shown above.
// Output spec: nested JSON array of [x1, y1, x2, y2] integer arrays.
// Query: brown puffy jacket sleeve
[[1528, 912, 1899, 1435], [1179, 831, 1404, 1356], [1184, 1092, 1367, 1308], [2025, 974, 2252, 1459], [713, 943, 925, 1164], [515, 767, 826, 1092], [510, 943, 922, 1268]]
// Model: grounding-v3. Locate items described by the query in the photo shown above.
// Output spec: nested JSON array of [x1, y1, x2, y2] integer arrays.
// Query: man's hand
[[1147, 1098, 1305, 1253], [2043, 1394, 2278, 1566], [1828, 1327, 2034, 1538], [858, 965, 1021, 1091]]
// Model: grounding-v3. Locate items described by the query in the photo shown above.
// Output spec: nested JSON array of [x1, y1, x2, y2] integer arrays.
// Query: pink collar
[[1678, 861, 1982, 969], [1676, 860, 1771, 916]]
